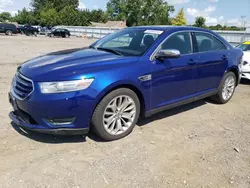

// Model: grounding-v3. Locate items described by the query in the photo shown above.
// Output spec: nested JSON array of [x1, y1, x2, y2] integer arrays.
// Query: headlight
[[39, 78, 94, 94]]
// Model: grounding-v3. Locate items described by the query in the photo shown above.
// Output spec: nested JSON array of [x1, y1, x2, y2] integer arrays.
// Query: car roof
[[0, 23, 15, 26], [128, 25, 211, 32], [127, 25, 232, 49]]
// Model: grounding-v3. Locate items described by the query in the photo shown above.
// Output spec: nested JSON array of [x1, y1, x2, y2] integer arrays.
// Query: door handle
[[187, 59, 197, 65], [221, 55, 228, 60]]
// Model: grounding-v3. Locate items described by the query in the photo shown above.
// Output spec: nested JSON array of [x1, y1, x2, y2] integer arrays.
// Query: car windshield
[[91, 28, 164, 56], [237, 43, 250, 51]]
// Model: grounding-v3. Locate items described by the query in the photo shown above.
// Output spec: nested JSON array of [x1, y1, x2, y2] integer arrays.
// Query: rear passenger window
[[194, 32, 227, 52], [213, 36, 227, 50], [161, 32, 192, 55]]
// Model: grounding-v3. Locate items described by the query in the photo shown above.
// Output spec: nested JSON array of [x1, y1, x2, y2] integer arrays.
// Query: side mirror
[[155, 49, 181, 60]]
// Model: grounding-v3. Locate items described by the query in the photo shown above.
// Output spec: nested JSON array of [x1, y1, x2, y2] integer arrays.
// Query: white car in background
[[237, 41, 250, 80]]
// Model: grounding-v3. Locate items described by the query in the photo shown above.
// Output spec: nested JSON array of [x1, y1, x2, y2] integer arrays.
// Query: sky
[[0, 0, 249, 26]]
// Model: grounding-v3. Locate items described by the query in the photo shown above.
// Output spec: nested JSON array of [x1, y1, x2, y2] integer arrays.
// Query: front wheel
[[91, 88, 140, 141], [210, 72, 236, 104]]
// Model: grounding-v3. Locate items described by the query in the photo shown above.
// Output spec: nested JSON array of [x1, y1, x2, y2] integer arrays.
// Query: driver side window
[[160, 32, 192, 55]]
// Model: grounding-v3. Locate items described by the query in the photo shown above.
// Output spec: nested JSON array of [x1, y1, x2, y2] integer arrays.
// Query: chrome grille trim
[[11, 72, 34, 100], [15, 75, 32, 87]]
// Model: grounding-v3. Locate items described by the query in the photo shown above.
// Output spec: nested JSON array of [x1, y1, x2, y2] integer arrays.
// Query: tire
[[210, 72, 236, 104], [91, 88, 140, 141], [5, 30, 12, 36]]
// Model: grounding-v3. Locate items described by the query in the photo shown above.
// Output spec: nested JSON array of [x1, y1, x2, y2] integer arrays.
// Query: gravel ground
[[0, 35, 250, 188]]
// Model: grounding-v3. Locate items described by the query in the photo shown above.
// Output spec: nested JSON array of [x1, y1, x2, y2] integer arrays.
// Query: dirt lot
[[0, 35, 250, 188]]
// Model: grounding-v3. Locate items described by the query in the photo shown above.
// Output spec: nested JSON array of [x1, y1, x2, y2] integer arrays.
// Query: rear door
[[192, 32, 228, 93], [10, 24, 17, 33], [61, 29, 66, 37]]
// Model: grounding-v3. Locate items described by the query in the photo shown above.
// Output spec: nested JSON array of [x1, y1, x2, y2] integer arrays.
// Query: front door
[[150, 32, 198, 110], [0, 24, 4, 33], [54, 29, 60, 36]]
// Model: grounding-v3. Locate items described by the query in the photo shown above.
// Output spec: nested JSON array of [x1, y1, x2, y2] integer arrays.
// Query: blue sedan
[[9, 26, 243, 140]]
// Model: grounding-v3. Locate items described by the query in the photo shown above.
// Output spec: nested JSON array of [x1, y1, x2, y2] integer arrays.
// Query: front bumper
[[241, 72, 250, 80], [9, 111, 89, 135], [241, 64, 250, 80], [8, 83, 99, 135]]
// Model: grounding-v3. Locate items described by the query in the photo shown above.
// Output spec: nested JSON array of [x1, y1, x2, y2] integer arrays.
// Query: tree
[[106, 0, 126, 21], [0, 12, 12, 22], [31, 0, 79, 12], [28, 0, 93, 26], [106, 0, 174, 26], [171, 8, 186, 26], [59, 6, 78, 25], [194, 16, 206, 28], [76, 10, 91, 26], [90, 9, 108, 23], [13, 8, 37, 25], [137, 0, 174, 26], [40, 8, 60, 26]]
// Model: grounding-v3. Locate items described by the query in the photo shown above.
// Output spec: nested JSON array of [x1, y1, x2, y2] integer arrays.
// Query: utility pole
[[240, 16, 246, 31], [240, 16, 246, 42]]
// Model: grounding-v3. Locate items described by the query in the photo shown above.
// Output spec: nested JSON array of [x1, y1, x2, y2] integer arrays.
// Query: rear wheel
[[210, 72, 236, 104], [91, 88, 140, 141], [5, 30, 12, 36]]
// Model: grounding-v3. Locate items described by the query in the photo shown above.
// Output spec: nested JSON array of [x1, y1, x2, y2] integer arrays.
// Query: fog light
[[45, 117, 76, 126]]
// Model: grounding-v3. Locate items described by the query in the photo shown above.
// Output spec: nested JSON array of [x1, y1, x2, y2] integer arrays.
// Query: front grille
[[11, 72, 34, 100]]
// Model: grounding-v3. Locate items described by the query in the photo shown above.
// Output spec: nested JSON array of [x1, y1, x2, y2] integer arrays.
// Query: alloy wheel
[[103, 95, 136, 135], [222, 75, 235, 100]]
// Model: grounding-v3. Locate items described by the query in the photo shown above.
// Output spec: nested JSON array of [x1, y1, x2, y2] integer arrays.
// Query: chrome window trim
[[189, 32, 193, 54], [150, 31, 193, 61], [11, 72, 34, 101], [150, 30, 229, 61]]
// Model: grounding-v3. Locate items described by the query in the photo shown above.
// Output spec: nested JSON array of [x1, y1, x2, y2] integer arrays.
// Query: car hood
[[19, 48, 139, 81]]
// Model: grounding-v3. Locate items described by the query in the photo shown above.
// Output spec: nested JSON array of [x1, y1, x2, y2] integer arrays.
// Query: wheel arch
[[93, 82, 146, 118], [226, 66, 240, 85]]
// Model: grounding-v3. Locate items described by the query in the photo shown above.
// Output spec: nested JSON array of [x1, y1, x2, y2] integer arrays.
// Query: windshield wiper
[[96, 47, 123, 56], [89, 45, 97, 49]]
